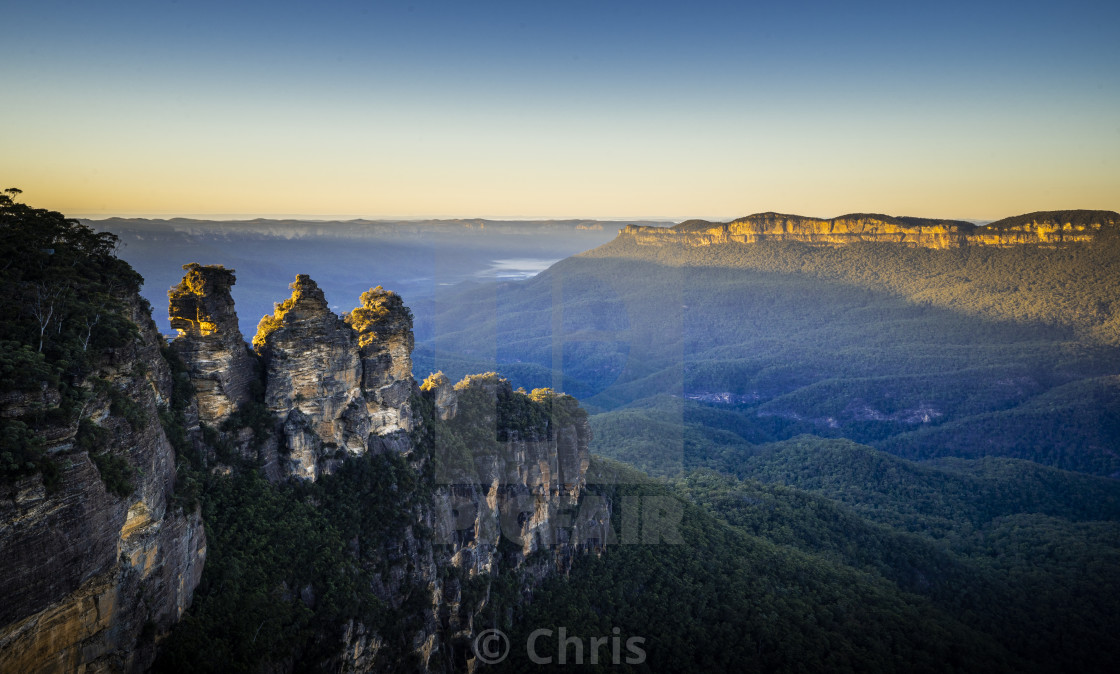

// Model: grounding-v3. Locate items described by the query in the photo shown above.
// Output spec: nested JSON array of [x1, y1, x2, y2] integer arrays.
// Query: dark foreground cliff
[[0, 193, 206, 672]]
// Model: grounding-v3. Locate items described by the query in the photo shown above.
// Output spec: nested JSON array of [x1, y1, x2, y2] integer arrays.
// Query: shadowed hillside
[[419, 211, 1120, 476]]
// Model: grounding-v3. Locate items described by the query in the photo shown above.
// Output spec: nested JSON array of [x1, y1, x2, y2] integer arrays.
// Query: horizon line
[[75, 213, 691, 223], [73, 212, 1012, 225]]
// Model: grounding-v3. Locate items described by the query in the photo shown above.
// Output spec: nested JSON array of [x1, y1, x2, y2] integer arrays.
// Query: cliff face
[[427, 374, 600, 566], [250, 276, 416, 481], [168, 263, 255, 426], [254, 275, 367, 480], [1, 196, 606, 674], [620, 209, 1120, 249], [980, 210, 1120, 245], [337, 373, 607, 671], [347, 286, 416, 440], [0, 298, 206, 674], [168, 275, 605, 670], [0, 260, 602, 672]]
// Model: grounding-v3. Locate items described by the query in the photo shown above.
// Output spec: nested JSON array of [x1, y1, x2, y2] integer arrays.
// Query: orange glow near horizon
[[10, 160, 1118, 224]]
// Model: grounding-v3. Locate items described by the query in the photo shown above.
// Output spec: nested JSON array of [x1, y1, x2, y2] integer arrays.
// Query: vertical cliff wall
[[1, 199, 604, 674], [424, 373, 603, 570], [346, 286, 416, 440], [333, 372, 609, 671], [0, 298, 206, 673], [254, 275, 366, 480]]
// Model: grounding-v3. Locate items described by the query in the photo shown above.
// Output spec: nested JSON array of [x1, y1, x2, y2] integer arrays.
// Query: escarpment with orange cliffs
[[619, 210, 1120, 249]]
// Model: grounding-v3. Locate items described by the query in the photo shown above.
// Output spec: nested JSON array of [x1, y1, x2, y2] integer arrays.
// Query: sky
[[2, 0, 1118, 221]]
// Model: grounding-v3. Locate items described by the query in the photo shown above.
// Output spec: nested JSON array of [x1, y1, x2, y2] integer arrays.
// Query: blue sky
[[2, 0, 1118, 219]]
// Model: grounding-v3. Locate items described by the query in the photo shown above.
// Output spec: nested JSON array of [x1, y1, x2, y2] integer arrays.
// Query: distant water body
[[480, 258, 559, 280]]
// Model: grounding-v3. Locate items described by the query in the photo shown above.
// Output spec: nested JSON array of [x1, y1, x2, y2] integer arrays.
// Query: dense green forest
[[157, 425, 1120, 672], [479, 456, 1120, 673]]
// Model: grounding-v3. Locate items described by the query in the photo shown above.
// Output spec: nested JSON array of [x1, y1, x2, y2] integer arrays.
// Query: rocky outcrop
[[620, 209, 1120, 249], [419, 371, 457, 421], [0, 265, 601, 673], [253, 278, 416, 481], [346, 286, 416, 438], [0, 298, 206, 673], [2, 229, 602, 673], [245, 281, 605, 668], [254, 275, 366, 480], [427, 374, 601, 567], [168, 263, 255, 426], [335, 373, 608, 671]]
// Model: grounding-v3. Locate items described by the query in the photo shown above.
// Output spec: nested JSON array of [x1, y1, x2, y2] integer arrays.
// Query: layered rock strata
[[0, 299, 206, 673]]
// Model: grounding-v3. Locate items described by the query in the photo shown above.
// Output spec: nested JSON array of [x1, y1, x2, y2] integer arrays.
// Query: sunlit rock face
[[0, 298, 206, 673], [162, 270, 606, 670], [622, 214, 976, 249], [252, 278, 417, 480], [254, 275, 366, 480], [168, 263, 255, 426], [621, 209, 1120, 249], [974, 210, 1120, 245]]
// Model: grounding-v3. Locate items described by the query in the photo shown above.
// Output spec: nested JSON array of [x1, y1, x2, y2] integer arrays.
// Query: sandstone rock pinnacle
[[254, 275, 366, 480], [168, 263, 255, 425]]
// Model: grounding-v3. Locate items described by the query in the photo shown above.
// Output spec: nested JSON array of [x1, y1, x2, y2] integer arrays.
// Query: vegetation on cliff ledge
[[345, 285, 413, 349], [168, 263, 237, 337]]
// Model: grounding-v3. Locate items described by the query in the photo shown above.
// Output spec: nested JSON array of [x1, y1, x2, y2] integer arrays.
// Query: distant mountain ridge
[[88, 217, 663, 240], [622, 209, 1120, 249]]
